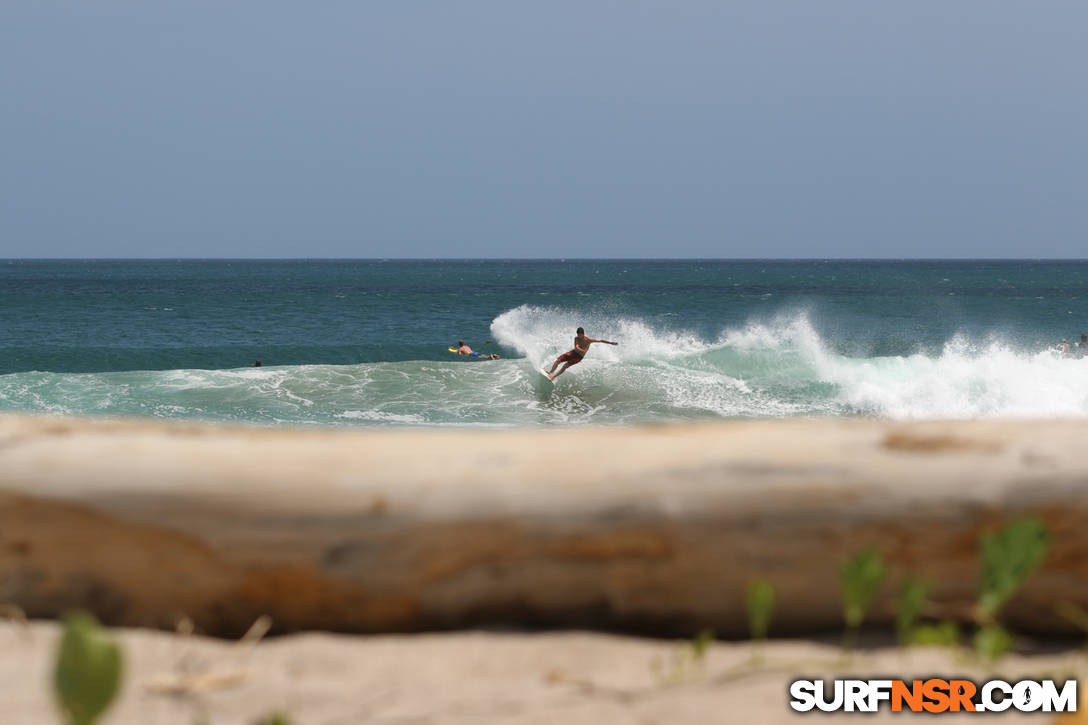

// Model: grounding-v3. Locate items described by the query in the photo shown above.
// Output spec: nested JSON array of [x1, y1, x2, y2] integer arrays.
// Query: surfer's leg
[[551, 362, 571, 380], [550, 351, 574, 373]]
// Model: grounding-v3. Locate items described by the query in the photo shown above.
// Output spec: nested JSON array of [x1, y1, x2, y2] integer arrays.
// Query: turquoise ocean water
[[2, 260, 1087, 426]]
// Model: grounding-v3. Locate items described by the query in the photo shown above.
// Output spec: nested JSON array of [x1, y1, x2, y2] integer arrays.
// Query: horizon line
[[4, 257, 1088, 263]]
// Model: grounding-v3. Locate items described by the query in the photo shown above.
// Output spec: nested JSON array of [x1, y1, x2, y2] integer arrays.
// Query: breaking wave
[[1, 305, 1086, 426]]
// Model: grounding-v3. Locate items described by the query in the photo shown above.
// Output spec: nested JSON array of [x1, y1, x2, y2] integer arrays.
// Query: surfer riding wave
[[545, 327, 618, 381]]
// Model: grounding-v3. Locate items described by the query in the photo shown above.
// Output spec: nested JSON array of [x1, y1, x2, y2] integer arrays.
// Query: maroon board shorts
[[557, 349, 584, 365]]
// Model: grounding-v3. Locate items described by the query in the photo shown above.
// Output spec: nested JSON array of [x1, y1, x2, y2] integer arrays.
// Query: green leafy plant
[[973, 624, 1014, 661], [746, 578, 776, 641], [53, 612, 123, 725], [690, 628, 714, 660], [895, 576, 961, 648], [254, 714, 293, 725], [973, 517, 1050, 661], [839, 547, 888, 650], [978, 517, 1050, 623], [896, 577, 929, 644], [650, 629, 715, 684], [908, 621, 960, 647]]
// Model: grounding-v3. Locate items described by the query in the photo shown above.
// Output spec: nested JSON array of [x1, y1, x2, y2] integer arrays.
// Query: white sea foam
[[337, 410, 427, 424], [824, 338, 1088, 419], [721, 316, 1088, 419], [491, 305, 1088, 420], [490, 305, 711, 367]]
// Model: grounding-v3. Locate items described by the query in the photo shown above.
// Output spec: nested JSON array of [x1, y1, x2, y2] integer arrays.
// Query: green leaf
[[908, 621, 960, 647], [973, 624, 1014, 661], [745, 578, 776, 641], [978, 518, 1050, 620], [840, 548, 888, 632], [255, 713, 293, 725], [54, 612, 123, 725], [896, 577, 930, 643], [690, 628, 715, 660]]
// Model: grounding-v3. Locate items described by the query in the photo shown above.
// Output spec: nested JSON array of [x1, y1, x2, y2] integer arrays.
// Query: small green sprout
[[908, 621, 960, 647], [254, 713, 293, 725], [971, 517, 1049, 661], [973, 624, 1014, 662], [896, 577, 929, 644], [746, 578, 776, 642], [53, 612, 123, 725], [978, 517, 1050, 623], [840, 547, 888, 650], [650, 629, 715, 685], [690, 628, 715, 660], [895, 577, 960, 648]]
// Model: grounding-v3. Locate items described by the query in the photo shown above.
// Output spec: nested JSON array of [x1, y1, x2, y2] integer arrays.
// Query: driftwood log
[[2, 414, 1087, 637]]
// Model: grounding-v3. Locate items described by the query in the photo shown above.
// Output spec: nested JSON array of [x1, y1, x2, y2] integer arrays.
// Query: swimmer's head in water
[[458, 340, 464, 347]]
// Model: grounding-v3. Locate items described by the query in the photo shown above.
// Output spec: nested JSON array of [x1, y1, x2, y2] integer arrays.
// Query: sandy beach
[[4, 620, 1086, 724]]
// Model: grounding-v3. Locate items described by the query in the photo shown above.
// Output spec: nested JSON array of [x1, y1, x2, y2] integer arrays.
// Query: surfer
[[545, 327, 618, 381], [1078, 334, 1088, 358], [455, 341, 500, 360]]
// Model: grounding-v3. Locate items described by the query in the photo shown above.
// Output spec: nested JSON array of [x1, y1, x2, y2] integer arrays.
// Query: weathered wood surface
[[2, 414, 1087, 636]]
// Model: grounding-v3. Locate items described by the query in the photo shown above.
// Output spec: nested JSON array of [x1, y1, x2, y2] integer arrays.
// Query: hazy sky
[[2, 1, 1086, 258]]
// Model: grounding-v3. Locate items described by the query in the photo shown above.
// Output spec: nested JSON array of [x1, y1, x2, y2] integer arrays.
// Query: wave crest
[[2, 307, 1086, 425]]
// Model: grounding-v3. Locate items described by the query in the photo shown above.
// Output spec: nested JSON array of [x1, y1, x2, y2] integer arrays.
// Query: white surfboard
[[538, 369, 555, 384]]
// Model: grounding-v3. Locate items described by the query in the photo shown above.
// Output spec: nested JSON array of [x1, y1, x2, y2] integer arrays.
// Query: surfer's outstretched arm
[[587, 337, 619, 346]]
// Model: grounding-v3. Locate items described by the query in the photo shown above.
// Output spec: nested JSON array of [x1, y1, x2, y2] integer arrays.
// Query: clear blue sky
[[2, 1, 1086, 258]]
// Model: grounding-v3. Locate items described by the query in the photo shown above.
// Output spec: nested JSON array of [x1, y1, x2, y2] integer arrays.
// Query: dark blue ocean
[[2, 260, 1087, 425]]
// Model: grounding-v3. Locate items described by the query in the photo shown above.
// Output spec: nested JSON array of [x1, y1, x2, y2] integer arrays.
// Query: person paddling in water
[[545, 327, 618, 381], [456, 340, 500, 360]]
